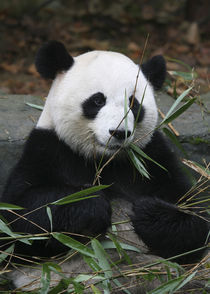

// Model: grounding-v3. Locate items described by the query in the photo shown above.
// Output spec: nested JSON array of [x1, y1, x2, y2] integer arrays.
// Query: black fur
[[141, 55, 166, 90], [1, 129, 208, 263], [129, 97, 145, 123], [82, 92, 106, 119], [35, 41, 74, 79], [132, 197, 208, 264]]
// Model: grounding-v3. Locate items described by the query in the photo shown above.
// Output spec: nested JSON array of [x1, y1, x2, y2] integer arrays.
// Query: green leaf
[[129, 143, 167, 172], [0, 219, 31, 245], [75, 274, 103, 283], [72, 280, 85, 293], [160, 98, 196, 125], [101, 240, 141, 253], [166, 57, 192, 71], [46, 206, 53, 232], [91, 285, 103, 294], [52, 233, 95, 257], [26, 102, 44, 110], [174, 271, 197, 291], [107, 234, 132, 264], [40, 263, 51, 294], [28, 237, 49, 241], [112, 279, 132, 294], [126, 149, 150, 179], [169, 71, 197, 81], [45, 262, 62, 273], [160, 87, 192, 125], [147, 275, 184, 294], [91, 239, 112, 279], [51, 185, 109, 205], [91, 240, 112, 293], [124, 89, 128, 139], [162, 128, 188, 157], [191, 161, 210, 176], [48, 279, 69, 294], [83, 255, 101, 272], [0, 202, 24, 210], [133, 84, 147, 132], [0, 244, 15, 264]]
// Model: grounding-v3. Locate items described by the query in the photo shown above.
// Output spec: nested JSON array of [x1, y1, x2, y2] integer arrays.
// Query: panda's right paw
[[87, 196, 112, 235], [68, 195, 112, 237]]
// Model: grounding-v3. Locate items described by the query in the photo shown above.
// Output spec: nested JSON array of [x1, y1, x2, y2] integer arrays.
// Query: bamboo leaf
[[40, 263, 51, 294], [91, 239, 112, 279], [51, 185, 109, 205], [162, 128, 188, 157], [52, 233, 95, 257], [101, 240, 141, 253], [0, 244, 15, 264], [124, 89, 128, 139], [0, 203, 24, 210], [166, 57, 192, 71], [160, 87, 192, 125], [107, 233, 132, 264], [127, 149, 150, 179], [174, 271, 197, 291], [75, 274, 103, 283], [91, 239, 112, 293], [160, 98, 196, 125], [26, 102, 44, 110], [83, 255, 101, 272], [0, 219, 31, 245], [112, 279, 132, 294], [91, 285, 103, 294], [46, 206, 53, 232], [48, 279, 69, 294], [168, 71, 197, 81], [129, 143, 167, 172], [147, 275, 185, 294], [182, 160, 210, 179], [133, 84, 147, 131]]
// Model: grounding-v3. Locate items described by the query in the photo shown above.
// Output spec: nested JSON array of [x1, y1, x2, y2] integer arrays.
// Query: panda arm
[[1, 184, 111, 257], [1, 129, 111, 256], [131, 130, 208, 263], [141, 130, 190, 203]]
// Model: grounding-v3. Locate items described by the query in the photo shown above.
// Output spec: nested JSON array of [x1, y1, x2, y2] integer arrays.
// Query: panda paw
[[131, 197, 208, 264], [66, 195, 112, 237]]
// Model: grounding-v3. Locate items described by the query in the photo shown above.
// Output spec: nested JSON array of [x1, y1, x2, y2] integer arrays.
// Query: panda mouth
[[96, 140, 125, 151]]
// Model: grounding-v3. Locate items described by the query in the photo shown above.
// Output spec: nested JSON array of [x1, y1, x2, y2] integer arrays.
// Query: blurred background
[[0, 0, 209, 97]]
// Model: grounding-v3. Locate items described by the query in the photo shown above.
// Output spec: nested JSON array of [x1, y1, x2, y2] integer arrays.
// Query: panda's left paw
[[131, 197, 208, 264]]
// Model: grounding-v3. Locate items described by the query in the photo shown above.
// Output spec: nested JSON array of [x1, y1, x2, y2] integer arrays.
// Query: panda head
[[36, 41, 166, 158]]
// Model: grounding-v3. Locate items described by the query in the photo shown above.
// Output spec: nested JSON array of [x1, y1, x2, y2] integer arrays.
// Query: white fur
[[37, 50, 158, 157]]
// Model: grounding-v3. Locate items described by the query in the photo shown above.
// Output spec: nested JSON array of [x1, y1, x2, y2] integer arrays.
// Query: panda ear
[[35, 41, 74, 79], [141, 55, 166, 90]]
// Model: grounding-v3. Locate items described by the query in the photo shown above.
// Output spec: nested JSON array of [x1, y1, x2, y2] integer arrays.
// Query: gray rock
[[156, 92, 210, 165]]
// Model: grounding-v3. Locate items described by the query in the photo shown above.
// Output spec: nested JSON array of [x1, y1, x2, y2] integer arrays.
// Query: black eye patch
[[129, 96, 145, 123], [82, 92, 106, 119]]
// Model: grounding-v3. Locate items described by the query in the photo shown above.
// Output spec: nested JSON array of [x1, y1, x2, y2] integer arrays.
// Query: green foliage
[[51, 185, 109, 205]]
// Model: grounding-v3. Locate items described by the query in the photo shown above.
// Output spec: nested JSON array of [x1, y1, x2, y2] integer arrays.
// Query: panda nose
[[109, 129, 131, 140]]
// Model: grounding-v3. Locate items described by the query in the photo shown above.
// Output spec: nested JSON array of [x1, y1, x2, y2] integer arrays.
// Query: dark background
[[0, 0, 209, 97]]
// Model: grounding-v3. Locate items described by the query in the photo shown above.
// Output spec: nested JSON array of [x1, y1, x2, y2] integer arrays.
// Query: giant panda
[[1, 41, 208, 270]]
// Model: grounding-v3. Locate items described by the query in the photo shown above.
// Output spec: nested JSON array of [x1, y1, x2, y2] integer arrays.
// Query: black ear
[[35, 41, 74, 79], [141, 55, 166, 90]]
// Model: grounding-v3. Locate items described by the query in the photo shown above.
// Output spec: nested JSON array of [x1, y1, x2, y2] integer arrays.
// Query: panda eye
[[93, 93, 106, 107], [129, 96, 145, 123], [82, 92, 106, 119]]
